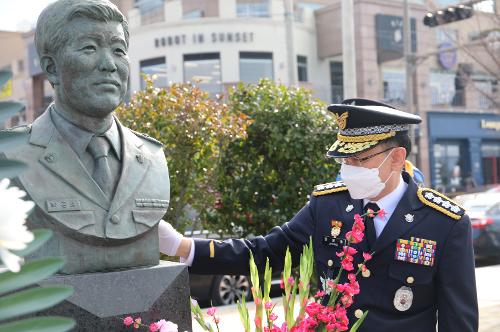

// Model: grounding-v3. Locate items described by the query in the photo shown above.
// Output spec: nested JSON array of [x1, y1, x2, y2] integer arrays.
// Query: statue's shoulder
[[131, 130, 163, 147], [312, 181, 348, 197], [417, 187, 465, 220]]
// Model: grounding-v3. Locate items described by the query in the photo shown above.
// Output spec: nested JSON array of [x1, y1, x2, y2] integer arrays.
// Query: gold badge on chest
[[330, 220, 343, 238]]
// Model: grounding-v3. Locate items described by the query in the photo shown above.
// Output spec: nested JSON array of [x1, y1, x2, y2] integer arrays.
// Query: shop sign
[[154, 31, 255, 48], [481, 119, 500, 131]]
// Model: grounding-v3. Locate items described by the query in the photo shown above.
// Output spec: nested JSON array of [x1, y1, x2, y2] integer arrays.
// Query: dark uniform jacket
[[190, 172, 478, 331]]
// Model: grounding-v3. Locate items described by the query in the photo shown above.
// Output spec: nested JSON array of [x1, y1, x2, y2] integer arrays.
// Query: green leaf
[[0, 101, 25, 123], [0, 131, 27, 151], [0, 316, 75, 332], [0, 257, 65, 295], [0, 285, 73, 321], [0, 159, 27, 179], [13, 229, 53, 257]]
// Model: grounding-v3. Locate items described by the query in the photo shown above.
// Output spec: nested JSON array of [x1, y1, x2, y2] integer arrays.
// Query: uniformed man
[[1, 0, 170, 274], [159, 99, 478, 331]]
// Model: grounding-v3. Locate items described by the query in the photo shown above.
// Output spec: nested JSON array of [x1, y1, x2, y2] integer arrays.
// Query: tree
[[204, 79, 339, 237], [116, 77, 251, 230]]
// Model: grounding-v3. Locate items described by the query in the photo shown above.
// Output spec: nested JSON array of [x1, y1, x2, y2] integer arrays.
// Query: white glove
[[158, 220, 183, 256]]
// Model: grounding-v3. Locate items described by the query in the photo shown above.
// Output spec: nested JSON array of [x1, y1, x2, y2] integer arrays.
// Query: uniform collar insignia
[[404, 213, 414, 223]]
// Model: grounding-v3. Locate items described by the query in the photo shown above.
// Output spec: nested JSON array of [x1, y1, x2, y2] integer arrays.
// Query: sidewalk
[[192, 264, 500, 331]]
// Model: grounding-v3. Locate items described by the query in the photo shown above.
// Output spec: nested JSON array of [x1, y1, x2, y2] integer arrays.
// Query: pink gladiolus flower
[[156, 320, 178, 332], [314, 290, 325, 298], [341, 259, 354, 271], [255, 316, 262, 328], [362, 252, 372, 261], [134, 317, 142, 329], [377, 209, 386, 218], [345, 230, 363, 244], [305, 301, 322, 316], [347, 273, 356, 283], [255, 297, 262, 306], [287, 276, 295, 286], [354, 213, 363, 223], [366, 208, 375, 218], [280, 279, 285, 289], [207, 307, 217, 316], [123, 316, 134, 326], [343, 246, 358, 256], [265, 301, 273, 310], [326, 279, 336, 290], [270, 312, 278, 321], [149, 323, 159, 332]]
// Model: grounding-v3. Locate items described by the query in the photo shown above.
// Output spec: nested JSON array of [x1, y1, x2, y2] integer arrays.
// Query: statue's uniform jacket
[[190, 172, 478, 332], [4, 108, 170, 274]]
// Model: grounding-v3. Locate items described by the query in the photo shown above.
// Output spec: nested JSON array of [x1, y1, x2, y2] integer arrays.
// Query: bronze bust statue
[[3, 0, 170, 274]]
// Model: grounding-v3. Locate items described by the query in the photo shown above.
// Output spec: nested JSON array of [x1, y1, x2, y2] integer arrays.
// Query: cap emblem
[[333, 112, 349, 130]]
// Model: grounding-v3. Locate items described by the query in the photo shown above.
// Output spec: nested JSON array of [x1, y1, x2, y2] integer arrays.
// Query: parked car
[[463, 193, 500, 259], [185, 230, 282, 306]]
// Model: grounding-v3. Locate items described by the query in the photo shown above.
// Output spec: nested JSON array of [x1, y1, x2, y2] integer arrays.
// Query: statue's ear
[[40, 55, 59, 86]]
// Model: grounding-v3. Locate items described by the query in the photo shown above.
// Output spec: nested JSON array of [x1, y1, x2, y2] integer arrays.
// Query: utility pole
[[342, 0, 357, 99], [403, 0, 419, 166], [284, 0, 297, 86]]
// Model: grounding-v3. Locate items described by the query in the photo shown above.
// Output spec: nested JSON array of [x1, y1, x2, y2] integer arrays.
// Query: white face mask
[[340, 150, 395, 199]]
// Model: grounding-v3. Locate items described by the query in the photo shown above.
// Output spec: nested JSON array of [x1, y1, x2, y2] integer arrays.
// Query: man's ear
[[391, 147, 407, 171], [40, 55, 59, 86]]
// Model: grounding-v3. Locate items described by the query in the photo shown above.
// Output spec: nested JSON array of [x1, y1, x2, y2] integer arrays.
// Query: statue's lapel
[[108, 123, 150, 216], [38, 131, 110, 210]]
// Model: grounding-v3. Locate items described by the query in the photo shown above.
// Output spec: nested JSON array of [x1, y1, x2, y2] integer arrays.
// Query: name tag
[[47, 199, 81, 212]]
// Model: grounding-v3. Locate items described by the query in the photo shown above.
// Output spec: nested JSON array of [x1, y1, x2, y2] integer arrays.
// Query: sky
[[0, 0, 56, 32]]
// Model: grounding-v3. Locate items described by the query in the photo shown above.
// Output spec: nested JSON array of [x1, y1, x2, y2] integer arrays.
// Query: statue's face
[[54, 17, 129, 118]]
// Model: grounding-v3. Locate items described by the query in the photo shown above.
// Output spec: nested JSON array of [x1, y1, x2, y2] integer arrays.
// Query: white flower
[[0, 178, 35, 272], [156, 319, 178, 332]]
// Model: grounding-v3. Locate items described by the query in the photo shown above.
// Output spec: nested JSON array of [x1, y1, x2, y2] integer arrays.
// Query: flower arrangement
[[123, 316, 178, 332], [190, 209, 384, 332]]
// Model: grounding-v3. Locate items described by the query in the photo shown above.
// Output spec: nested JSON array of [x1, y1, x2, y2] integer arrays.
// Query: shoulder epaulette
[[2, 124, 32, 134], [313, 181, 348, 196], [417, 188, 465, 220], [131, 130, 163, 146]]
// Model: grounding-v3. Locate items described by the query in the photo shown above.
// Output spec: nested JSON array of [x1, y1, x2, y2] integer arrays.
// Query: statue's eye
[[115, 48, 127, 56], [82, 45, 96, 52]]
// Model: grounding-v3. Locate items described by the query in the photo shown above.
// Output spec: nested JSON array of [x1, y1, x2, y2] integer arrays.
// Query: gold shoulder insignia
[[417, 188, 465, 220], [313, 181, 348, 197], [132, 130, 163, 146]]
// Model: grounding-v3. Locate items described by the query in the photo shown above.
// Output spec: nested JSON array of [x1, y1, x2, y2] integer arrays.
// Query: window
[[139, 57, 167, 89], [297, 55, 308, 82], [330, 61, 343, 103], [429, 71, 455, 106], [481, 142, 500, 185], [239, 52, 273, 83], [433, 141, 466, 192], [184, 53, 221, 95], [237, 1, 269, 17], [382, 68, 406, 105], [474, 79, 496, 110], [136, 0, 164, 25]]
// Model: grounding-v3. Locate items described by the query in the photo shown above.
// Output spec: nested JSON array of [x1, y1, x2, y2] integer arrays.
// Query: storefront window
[[481, 142, 500, 185], [430, 71, 455, 106], [297, 55, 308, 82], [382, 68, 406, 105], [237, 1, 269, 17], [433, 141, 466, 193], [140, 57, 167, 89], [184, 53, 222, 95], [474, 79, 496, 110], [239, 52, 273, 84], [330, 61, 343, 103]]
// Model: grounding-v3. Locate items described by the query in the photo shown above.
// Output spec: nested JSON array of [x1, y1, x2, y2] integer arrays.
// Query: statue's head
[[35, 0, 130, 119]]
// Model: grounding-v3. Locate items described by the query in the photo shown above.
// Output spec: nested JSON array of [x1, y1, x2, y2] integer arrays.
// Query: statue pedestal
[[37, 261, 192, 331]]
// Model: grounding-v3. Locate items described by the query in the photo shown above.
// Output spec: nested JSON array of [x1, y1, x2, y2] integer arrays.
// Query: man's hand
[[158, 220, 191, 259]]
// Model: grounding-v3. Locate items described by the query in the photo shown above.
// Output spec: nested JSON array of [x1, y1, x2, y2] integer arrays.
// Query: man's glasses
[[334, 147, 394, 165]]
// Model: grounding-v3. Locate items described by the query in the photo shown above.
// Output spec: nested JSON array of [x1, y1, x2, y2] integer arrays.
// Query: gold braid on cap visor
[[330, 131, 396, 154]]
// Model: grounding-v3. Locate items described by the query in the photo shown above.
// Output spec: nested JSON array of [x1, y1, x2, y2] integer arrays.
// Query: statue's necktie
[[87, 136, 113, 197], [363, 202, 380, 250]]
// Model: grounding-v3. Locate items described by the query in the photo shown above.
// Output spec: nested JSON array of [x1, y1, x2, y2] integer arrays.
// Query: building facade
[[3, 0, 499, 193]]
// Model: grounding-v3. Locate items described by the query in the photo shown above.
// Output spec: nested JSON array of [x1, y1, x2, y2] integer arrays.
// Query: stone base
[[36, 261, 192, 331]]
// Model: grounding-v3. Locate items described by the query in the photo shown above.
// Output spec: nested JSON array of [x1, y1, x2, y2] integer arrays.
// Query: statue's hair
[[35, 0, 129, 59]]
